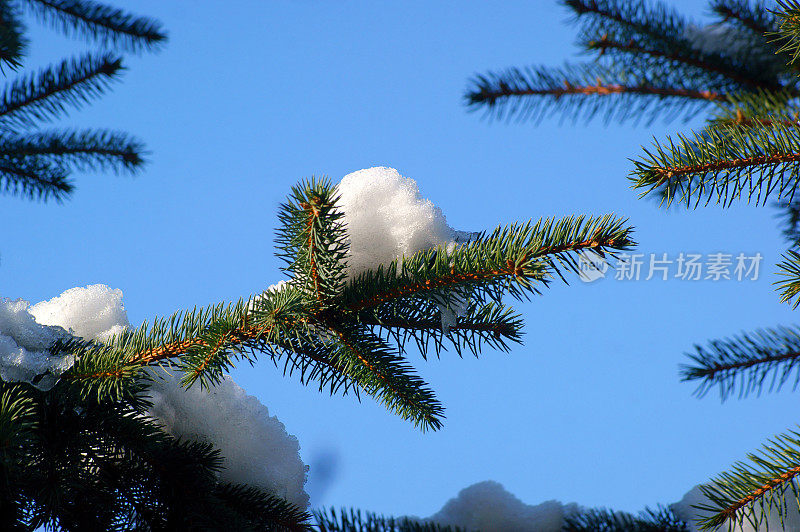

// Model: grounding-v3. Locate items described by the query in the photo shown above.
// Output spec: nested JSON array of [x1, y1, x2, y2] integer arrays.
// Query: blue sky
[[2, 0, 799, 519]]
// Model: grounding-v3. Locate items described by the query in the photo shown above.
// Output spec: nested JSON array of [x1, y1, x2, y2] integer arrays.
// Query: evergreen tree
[[314, 504, 689, 532], [461, 0, 800, 530], [1, 173, 633, 529], [314, 507, 464, 532], [0, 0, 165, 203], [2, 2, 640, 528]]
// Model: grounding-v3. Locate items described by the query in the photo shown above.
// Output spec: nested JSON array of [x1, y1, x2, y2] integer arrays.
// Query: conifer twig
[[466, 63, 723, 124], [632, 123, 800, 207], [712, 0, 777, 36], [22, 0, 167, 52], [0, 52, 123, 128], [0, 158, 71, 201], [346, 218, 633, 312], [681, 326, 800, 399], [694, 429, 800, 530], [586, 35, 775, 90], [473, 80, 723, 106]]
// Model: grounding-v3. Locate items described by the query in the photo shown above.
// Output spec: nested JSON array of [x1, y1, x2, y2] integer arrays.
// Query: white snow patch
[[30, 284, 129, 342], [673, 484, 800, 532], [265, 280, 288, 293], [145, 369, 309, 509], [337, 167, 455, 278], [265, 167, 484, 331], [0, 284, 128, 390], [0, 297, 72, 390], [422, 481, 580, 532], [2, 284, 308, 505], [415, 480, 800, 532], [336, 167, 478, 330]]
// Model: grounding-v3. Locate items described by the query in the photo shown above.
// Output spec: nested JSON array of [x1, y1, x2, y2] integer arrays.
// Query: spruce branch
[[315, 507, 463, 532], [580, 34, 773, 90], [775, 0, 800, 65], [570, 0, 782, 93], [564, 0, 687, 47], [56, 336, 144, 401], [680, 325, 800, 400], [467, 0, 794, 126], [0, 52, 123, 129], [342, 214, 635, 313], [323, 323, 444, 431], [276, 177, 349, 309], [568, 0, 781, 87], [21, 0, 167, 53], [362, 300, 523, 359], [708, 90, 798, 129], [58, 286, 440, 429], [693, 429, 800, 530], [777, 249, 800, 307], [214, 484, 313, 532], [631, 123, 800, 207], [126, 299, 262, 367], [0, 129, 145, 173], [134, 296, 299, 386], [134, 290, 354, 397], [0, 383, 37, 458], [0, 155, 71, 201], [0, 2, 27, 71], [465, 63, 722, 125], [62, 287, 351, 398], [777, 199, 800, 245], [563, 505, 688, 532], [712, 0, 778, 37], [52, 180, 633, 432], [11, 379, 310, 530]]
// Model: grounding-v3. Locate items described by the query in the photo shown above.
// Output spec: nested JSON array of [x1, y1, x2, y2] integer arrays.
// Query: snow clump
[[416, 480, 800, 531], [146, 370, 309, 508], [30, 284, 130, 342], [336, 166, 455, 277], [336, 167, 476, 330], [0, 297, 73, 390], [0, 284, 129, 390], [0, 285, 309, 507], [418, 481, 580, 531]]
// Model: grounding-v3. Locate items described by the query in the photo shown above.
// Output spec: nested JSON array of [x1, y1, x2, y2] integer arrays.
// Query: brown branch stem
[[346, 237, 610, 312], [364, 316, 514, 337], [64, 369, 125, 381], [324, 324, 431, 419], [720, 109, 800, 129], [572, 0, 670, 45], [300, 198, 323, 303], [716, 466, 800, 524], [0, 57, 119, 119], [478, 82, 723, 103], [589, 36, 773, 89], [654, 152, 800, 180], [697, 350, 800, 380], [127, 323, 266, 366]]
